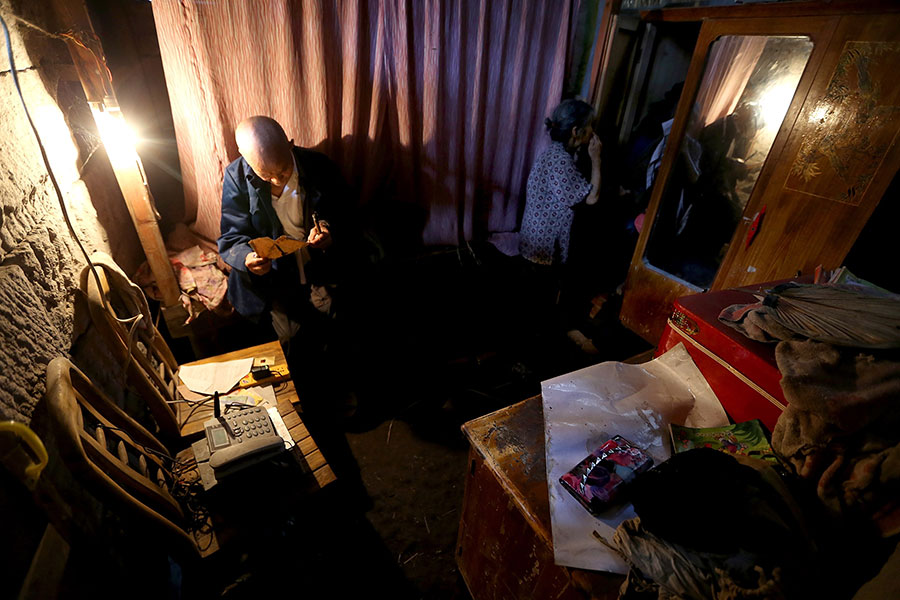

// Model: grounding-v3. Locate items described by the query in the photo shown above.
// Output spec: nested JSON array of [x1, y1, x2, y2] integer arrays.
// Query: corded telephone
[[190, 392, 287, 490], [202, 405, 284, 477]]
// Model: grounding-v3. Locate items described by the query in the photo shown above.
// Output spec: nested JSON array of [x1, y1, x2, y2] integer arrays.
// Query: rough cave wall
[[0, 0, 144, 426]]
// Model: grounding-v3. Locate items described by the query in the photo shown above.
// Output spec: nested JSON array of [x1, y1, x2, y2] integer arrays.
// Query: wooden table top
[[177, 340, 336, 491], [462, 395, 625, 595], [172, 340, 337, 556], [462, 395, 553, 546]]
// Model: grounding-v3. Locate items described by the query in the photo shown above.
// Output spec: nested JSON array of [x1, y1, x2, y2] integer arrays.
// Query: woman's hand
[[245, 251, 272, 275], [586, 134, 602, 206], [588, 134, 602, 162]]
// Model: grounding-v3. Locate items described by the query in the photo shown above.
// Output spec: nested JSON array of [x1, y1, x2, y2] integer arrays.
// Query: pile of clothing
[[609, 268, 900, 598], [133, 225, 231, 324], [718, 269, 900, 535], [612, 449, 817, 599], [772, 339, 900, 536]]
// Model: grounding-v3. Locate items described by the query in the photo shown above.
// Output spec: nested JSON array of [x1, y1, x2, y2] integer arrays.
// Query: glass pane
[[644, 35, 813, 288]]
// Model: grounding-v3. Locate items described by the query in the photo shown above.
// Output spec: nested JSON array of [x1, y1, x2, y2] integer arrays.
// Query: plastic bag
[[542, 343, 729, 573]]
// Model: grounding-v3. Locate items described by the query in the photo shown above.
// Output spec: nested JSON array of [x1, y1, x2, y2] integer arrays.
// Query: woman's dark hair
[[545, 99, 594, 144]]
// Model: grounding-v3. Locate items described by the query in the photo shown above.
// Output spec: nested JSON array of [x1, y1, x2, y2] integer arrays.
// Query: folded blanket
[[719, 283, 900, 350], [772, 339, 900, 535]]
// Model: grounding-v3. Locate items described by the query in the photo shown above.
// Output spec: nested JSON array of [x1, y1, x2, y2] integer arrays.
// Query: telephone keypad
[[205, 405, 283, 474]]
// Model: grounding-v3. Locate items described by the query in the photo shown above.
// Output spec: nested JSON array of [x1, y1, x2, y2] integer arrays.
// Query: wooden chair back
[[43, 356, 199, 561], [80, 254, 182, 438]]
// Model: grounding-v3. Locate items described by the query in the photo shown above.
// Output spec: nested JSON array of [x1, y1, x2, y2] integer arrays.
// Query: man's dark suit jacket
[[218, 146, 346, 320]]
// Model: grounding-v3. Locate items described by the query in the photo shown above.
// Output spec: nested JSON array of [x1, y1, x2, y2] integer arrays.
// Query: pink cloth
[[134, 245, 230, 324], [633, 212, 645, 233], [694, 35, 766, 128], [151, 0, 579, 247]]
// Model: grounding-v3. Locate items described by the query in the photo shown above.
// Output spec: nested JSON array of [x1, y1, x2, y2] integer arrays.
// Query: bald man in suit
[[218, 116, 349, 359]]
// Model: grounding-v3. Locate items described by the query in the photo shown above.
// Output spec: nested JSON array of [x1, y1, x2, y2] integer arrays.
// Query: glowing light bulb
[[90, 104, 139, 168], [809, 104, 828, 124], [758, 81, 796, 131]]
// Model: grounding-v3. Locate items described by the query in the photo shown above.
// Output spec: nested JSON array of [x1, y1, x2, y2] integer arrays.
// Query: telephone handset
[[203, 405, 284, 477]]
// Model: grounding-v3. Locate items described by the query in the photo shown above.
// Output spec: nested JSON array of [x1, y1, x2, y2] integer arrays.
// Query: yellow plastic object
[[0, 421, 49, 487], [237, 363, 290, 389]]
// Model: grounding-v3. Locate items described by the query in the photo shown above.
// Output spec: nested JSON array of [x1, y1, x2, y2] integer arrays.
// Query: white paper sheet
[[178, 358, 253, 395], [246, 385, 277, 408], [267, 406, 295, 450], [542, 343, 729, 574]]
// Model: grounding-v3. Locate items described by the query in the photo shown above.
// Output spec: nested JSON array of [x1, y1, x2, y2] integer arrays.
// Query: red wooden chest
[[655, 282, 795, 431]]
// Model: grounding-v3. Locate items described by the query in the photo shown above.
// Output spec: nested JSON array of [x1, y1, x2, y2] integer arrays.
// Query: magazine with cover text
[[669, 420, 777, 462]]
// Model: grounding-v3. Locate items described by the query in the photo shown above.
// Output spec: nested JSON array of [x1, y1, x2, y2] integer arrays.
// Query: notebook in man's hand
[[249, 235, 307, 259]]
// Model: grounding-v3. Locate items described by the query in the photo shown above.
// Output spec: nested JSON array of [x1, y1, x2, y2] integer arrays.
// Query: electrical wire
[[120, 313, 144, 383], [1, 13, 160, 379], [96, 421, 212, 540], [0, 15, 113, 318], [92, 423, 176, 478], [58, 29, 114, 95], [170, 476, 213, 544], [175, 385, 251, 429], [0, 9, 63, 41]]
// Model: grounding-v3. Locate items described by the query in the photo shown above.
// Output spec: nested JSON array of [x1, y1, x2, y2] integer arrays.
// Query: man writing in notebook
[[219, 117, 371, 501], [218, 115, 349, 360]]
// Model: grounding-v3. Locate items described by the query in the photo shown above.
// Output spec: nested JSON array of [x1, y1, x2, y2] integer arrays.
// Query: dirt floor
[[305, 243, 648, 597], [346, 413, 472, 597]]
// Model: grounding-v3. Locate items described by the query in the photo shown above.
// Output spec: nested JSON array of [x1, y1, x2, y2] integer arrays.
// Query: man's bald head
[[235, 116, 294, 187]]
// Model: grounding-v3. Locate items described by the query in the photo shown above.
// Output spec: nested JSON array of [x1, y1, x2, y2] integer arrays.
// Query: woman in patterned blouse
[[518, 99, 602, 353], [519, 99, 602, 266]]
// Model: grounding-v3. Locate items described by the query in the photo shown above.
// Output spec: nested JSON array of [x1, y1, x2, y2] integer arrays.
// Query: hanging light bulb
[[89, 100, 140, 169]]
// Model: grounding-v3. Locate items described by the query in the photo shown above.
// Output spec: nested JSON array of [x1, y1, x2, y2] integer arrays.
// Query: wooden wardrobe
[[616, 1, 900, 343]]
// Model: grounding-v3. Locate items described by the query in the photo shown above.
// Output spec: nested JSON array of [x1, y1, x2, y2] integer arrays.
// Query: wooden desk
[[169, 341, 336, 556], [456, 396, 624, 599], [176, 341, 335, 490], [174, 341, 336, 557]]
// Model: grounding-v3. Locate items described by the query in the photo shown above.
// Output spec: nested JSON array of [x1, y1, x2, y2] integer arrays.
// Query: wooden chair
[[78, 253, 337, 494], [79, 253, 182, 439], [40, 354, 335, 567], [42, 356, 204, 561]]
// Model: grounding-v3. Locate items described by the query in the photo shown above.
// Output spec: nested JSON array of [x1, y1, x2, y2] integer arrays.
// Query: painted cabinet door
[[714, 14, 900, 291], [621, 13, 900, 343]]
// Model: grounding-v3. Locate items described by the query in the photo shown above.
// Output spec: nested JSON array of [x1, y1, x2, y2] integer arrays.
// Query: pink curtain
[[151, 0, 577, 247], [694, 35, 766, 128]]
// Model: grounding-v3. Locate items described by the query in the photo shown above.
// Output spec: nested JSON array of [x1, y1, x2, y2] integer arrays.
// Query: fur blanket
[[771, 340, 900, 536]]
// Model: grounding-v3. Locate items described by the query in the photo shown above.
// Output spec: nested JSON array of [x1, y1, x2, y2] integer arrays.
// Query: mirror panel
[[644, 34, 813, 288]]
